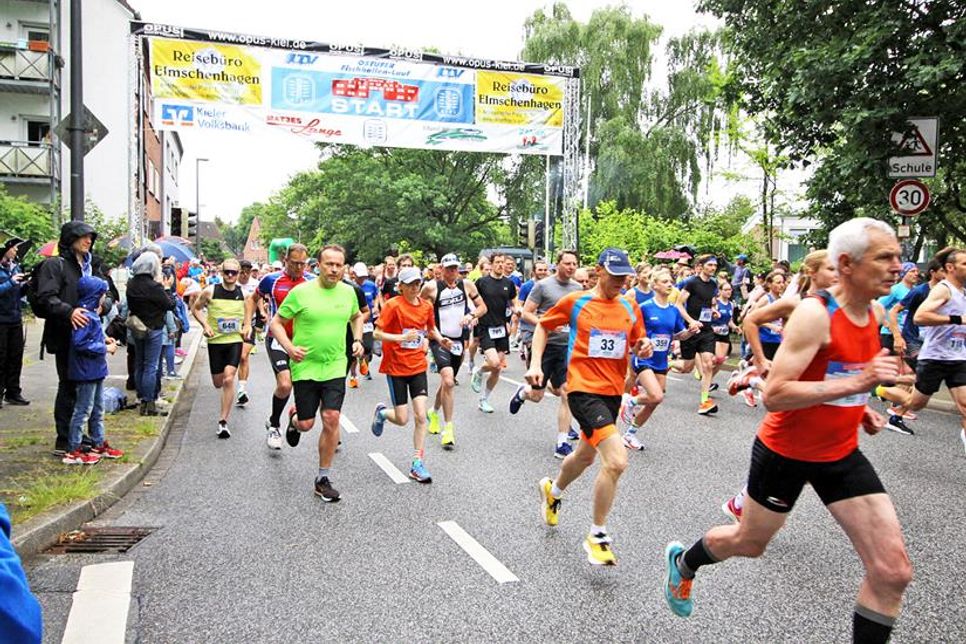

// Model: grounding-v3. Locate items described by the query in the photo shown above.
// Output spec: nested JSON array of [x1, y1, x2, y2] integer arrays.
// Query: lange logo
[[161, 104, 194, 126], [425, 128, 486, 146]]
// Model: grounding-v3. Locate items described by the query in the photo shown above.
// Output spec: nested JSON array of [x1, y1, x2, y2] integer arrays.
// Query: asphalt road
[[23, 345, 966, 643]]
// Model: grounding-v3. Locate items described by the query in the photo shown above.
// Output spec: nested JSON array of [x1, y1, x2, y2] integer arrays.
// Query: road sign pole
[[69, 0, 84, 222]]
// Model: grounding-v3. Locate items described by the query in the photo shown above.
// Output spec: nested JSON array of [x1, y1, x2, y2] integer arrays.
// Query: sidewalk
[[1, 318, 203, 555]]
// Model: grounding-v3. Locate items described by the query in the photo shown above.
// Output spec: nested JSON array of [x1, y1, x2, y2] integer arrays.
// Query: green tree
[[199, 238, 229, 263], [699, 0, 966, 246], [0, 185, 55, 266]]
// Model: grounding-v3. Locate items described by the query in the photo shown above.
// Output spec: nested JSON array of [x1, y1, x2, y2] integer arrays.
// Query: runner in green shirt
[[270, 245, 364, 502]]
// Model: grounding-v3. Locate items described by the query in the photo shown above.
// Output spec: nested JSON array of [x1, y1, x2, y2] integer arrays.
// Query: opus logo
[[161, 103, 194, 126]]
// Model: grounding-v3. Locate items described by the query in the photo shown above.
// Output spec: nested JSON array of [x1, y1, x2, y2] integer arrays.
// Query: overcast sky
[[127, 0, 785, 223]]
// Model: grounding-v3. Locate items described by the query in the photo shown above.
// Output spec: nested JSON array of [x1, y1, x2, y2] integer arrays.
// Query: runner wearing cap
[[471, 252, 517, 413], [674, 254, 721, 415], [421, 254, 486, 450], [509, 251, 582, 458], [370, 267, 453, 482], [271, 245, 363, 502], [192, 259, 246, 439], [533, 248, 652, 566], [349, 261, 380, 385], [234, 259, 258, 407], [663, 219, 912, 643], [243, 243, 313, 450]]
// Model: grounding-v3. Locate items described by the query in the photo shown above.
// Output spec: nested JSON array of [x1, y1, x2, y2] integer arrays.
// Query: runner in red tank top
[[663, 218, 912, 644]]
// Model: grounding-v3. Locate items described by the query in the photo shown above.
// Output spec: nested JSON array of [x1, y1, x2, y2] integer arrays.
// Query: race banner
[[138, 22, 575, 155]]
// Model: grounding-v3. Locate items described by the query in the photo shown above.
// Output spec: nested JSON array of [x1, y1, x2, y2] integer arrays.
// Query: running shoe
[[265, 419, 282, 450], [742, 389, 758, 408], [236, 391, 249, 407], [409, 459, 433, 483], [622, 432, 644, 451], [348, 377, 359, 389], [727, 366, 757, 396], [885, 415, 915, 436], [217, 420, 230, 439], [697, 400, 719, 415], [441, 423, 455, 450], [583, 532, 617, 566], [887, 407, 917, 421], [470, 366, 484, 393], [567, 428, 579, 441], [538, 476, 561, 527], [478, 399, 494, 414], [92, 442, 123, 459], [371, 403, 387, 437], [708, 382, 719, 392], [62, 449, 101, 465], [509, 385, 526, 414], [619, 398, 640, 428], [554, 442, 573, 459], [286, 407, 301, 447], [692, 366, 701, 380], [427, 409, 441, 435], [721, 496, 742, 523], [359, 358, 369, 376], [314, 476, 341, 502], [664, 541, 694, 618]]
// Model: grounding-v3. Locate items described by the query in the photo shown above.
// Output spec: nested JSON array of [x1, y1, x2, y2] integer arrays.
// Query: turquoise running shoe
[[409, 458, 432, 483], [664, 541, 694, 617]]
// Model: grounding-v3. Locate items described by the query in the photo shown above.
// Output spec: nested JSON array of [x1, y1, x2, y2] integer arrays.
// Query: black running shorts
[[265, 335, 290, 374], [208, 342, 242, 375], [680, 328, 716, 359], [746, 437, 886, 514], [567, 392, 621, 446], [387, 372, 429, 406], [529, 343, 568, 391], [293, 378, 346, 420], [479, 325, 510, 353], [430, 338, 465, 374], [914, 359, 966, 396]]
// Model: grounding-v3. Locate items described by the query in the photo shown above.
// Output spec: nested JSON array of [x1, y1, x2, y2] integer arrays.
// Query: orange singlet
[[757, 291, 881, 462]]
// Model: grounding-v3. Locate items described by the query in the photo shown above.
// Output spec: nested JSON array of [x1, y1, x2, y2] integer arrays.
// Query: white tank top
[[436, 282, 466, 339], [919, 279, 966, 361]]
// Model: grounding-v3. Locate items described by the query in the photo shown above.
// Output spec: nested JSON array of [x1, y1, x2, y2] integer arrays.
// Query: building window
[[787, 228, 809, 265], [22, 25, 49, 42], [25, 119, 50, 145]]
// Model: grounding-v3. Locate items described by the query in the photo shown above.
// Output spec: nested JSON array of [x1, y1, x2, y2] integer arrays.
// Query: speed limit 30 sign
[[889, 179, 930, 216]]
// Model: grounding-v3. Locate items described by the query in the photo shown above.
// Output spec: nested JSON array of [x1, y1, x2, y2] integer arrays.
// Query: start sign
[[889, 179, 930, 216]]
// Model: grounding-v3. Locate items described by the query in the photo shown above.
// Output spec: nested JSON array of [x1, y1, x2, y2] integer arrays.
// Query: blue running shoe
[[371, 403, 387, 437], [567, 428, 579, 441], [664, 541, 694, 618], [554, 442, 573, 459], [509, 385, 526, 415], [409, 458, 432, 483]]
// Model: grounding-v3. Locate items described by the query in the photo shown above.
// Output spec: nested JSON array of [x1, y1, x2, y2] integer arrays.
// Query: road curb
[[12, 327, 204, 557]]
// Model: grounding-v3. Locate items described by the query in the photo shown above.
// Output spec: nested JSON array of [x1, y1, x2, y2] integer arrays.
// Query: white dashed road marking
[[437, 521, 519, 584], [62, 561, 134, 644], [368, 452, 410, 484]]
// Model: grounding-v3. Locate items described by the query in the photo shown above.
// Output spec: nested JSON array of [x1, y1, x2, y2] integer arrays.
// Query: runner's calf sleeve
[[678, 537, 720, 579], [270, 394, 288, 427], [853, 604, 894, 644]]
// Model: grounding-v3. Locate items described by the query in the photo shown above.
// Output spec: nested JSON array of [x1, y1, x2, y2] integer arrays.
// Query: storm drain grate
[[46, 527, 157, 554]]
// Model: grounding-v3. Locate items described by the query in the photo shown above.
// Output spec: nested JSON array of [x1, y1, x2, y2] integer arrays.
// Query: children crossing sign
[[888, 117, 938, 178]]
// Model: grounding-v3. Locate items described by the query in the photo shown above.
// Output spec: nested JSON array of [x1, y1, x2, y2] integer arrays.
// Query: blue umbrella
[[156, 240, 196, 263]]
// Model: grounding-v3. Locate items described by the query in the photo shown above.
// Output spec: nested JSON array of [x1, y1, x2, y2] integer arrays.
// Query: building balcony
[[0, 43, 61, 93], [0, 141, 58, 183]]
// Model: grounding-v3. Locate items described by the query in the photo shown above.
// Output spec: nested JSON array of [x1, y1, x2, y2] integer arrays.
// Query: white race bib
[[270, 337, 288, 354], [652, 334, 671, 352], [948, 337, 965, 352], [557, 324, 571, 334], [449, 340, 463, 356], [824, 361, 870, 408], [216, 317, 240, 334], [362, 322, 374, 333], [487, 325, 507, 339], [588, 329, 627, 359], [699, 308, 713, 323], [400, 328, 424, 350], [712, 324, 729, 336]]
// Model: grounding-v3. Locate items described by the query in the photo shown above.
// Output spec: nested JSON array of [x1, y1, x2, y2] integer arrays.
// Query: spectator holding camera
[[0, 236, 29, 408]]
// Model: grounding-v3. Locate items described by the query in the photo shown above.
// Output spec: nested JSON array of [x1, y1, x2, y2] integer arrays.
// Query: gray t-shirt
[[527, 276, 582, 345]]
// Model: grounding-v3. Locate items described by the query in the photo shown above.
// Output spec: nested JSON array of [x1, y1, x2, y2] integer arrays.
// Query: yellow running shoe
[[440, 422, 455, 450], [427, 410, 441, 435], [538, 477, 561, 527], [583, 533, 617, 566]]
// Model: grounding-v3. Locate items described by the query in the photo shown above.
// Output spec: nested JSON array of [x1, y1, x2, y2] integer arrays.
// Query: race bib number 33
[[588, 329, 627, 359]]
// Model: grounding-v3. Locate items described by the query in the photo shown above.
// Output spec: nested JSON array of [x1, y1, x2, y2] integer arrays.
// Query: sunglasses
[[223, 270, 239, 276]]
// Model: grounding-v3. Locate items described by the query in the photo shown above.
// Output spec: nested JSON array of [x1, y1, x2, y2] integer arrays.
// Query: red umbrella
[[38, 240, 59, 257]]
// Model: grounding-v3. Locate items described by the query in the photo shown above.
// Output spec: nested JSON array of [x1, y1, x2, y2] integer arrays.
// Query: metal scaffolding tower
[[561, 77, 582, 252]]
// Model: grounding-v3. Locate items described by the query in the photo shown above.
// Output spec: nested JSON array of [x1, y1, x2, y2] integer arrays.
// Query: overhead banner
[[138, 22, 577, 156]]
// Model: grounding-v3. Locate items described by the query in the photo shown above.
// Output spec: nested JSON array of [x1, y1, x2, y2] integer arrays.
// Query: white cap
[[352, 261, 369, 277], [272, 260, 283, 270], [398, 266, 423, 284]]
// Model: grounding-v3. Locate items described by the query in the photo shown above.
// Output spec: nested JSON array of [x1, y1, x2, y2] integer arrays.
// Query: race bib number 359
[[588, 329, 627, 359]]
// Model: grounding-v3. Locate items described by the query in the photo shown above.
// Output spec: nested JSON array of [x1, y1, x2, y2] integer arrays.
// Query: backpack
[[25, 258, 51, 318], [101, 386, 130, 414]]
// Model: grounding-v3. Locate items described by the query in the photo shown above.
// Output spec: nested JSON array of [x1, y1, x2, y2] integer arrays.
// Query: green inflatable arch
[[268, 238, 295, 263]]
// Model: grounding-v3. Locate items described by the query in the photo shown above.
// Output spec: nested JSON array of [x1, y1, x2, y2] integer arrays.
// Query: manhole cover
[[46, 527, 157, 554]]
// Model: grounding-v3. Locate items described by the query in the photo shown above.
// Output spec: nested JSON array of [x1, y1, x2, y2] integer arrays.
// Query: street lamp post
[[195, 157, 209, 245]]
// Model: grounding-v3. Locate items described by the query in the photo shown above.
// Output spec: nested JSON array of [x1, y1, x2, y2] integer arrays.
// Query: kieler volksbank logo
[[161, 103, 194, 127]]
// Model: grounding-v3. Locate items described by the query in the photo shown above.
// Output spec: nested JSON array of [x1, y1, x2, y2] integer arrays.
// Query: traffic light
[[170, 207, 183, 237], [517, 220, 528, 247], [187, 210, 198, 242], [534, 221, 545, 250]]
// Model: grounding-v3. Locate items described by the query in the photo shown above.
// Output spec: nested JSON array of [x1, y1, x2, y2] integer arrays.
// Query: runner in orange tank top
[[663, 218, 912, 644]]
